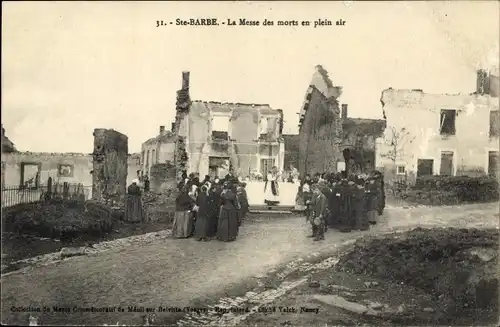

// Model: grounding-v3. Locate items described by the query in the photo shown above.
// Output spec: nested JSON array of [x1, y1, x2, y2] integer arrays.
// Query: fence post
[[63, 182, 69, 200], [47, 177, 53, 201]]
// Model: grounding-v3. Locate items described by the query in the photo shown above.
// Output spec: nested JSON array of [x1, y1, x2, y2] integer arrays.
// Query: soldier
[[310, 183, 328, 241]]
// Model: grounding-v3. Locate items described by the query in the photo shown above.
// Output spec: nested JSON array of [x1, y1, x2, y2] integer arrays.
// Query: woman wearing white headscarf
[[125, 179, 144, 222]]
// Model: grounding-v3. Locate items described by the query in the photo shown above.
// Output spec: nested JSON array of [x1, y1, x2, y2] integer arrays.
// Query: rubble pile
[[142, 190, 177, 223], [336, 227, 499, 316], [3, 200, 116, 241]]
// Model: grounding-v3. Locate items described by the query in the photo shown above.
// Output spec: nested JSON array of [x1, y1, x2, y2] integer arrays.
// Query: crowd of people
[[172, 172, 249, 242], [124, 166, 385, 244], [295, 170, 385, 241]]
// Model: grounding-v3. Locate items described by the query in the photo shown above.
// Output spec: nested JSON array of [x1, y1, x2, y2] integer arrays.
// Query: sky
[[2, 1, 499, 154]]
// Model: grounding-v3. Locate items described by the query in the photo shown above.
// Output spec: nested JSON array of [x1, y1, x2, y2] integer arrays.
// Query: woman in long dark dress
[[365, 177, 378, 225], [338, 178, 354, 233], [236, 183, 249, 225], [172, 185, 195, 238], [217, 182, 240, 242], [208, 181, 222, 237], [125, 179, 144, 222], [194, 184, 211, 241]]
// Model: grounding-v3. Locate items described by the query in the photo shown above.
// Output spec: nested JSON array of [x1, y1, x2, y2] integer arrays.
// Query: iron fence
[[1, 184, 93, 209]]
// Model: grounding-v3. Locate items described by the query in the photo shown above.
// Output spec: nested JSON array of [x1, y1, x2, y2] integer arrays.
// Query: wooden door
[[488, 151, 499, 178], [417, 159, 433, 177], [440, 151, 454, 176]]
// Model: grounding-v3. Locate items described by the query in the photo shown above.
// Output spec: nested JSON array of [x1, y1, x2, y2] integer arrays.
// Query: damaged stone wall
[[1, 152, 140, 189], [150, 162, 176, 194], [173, 72, 191, 180], [168, 71, 283, 178], [342, 118, 387, 174], [185, 101, 281, 178], [298, 87, 343, 176], [378, 88, 499, 179], [231, 107, 260, 176], [92, 129, 128, 205]]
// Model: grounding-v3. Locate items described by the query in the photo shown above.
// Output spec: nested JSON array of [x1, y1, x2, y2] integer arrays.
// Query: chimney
[[477, 69, 490, 95], [341, 104, 348, 119], [171, 122, 175, 132], [182, 71, 190, 90], [159, 126, 165, 135]]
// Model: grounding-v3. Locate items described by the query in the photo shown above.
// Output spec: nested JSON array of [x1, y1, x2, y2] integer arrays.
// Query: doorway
[[260, 158, 275, 177], [208, 156, 230, 179], [417, 159, 434, 177], [439, 151, 454, 176], [488, 151, 499, 179]]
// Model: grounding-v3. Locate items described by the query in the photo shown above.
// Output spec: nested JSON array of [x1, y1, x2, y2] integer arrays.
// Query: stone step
[[250, 210, 293, 214], [249, 205, 294, 212]]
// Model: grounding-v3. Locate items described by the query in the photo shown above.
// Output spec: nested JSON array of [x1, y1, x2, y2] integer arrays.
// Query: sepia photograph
[[1, 1, 499, 326]]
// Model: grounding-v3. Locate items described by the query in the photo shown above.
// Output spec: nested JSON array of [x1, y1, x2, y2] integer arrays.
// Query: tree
[[380, 126, 415, 174], [380, 126, 415, 197]]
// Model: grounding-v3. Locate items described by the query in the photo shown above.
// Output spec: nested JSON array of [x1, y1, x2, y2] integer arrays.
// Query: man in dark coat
[[143, 175, 150, 192], [194, 184, 208, 241], [353, 176, 369, 231], [373, 171, 385, 215], [209, 180, 223, 237], [327, 174, 341, 229], [310, 183, 328, 241], [338, 178, 354, 233], [236, 182, 249, 224]]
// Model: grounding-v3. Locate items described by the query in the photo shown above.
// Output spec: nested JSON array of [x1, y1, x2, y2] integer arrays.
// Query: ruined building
[[1, 125, 16, 153], [141, 72, 285, 179], [377, 67, 500, 181], [92, 129, 128, 204], [297, 65, 386, 177]]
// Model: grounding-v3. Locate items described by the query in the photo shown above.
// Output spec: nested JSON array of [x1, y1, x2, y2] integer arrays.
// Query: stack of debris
[[3, 200, 116, 241], [142, 190, 177, 223], [337, 227, 499, 315]]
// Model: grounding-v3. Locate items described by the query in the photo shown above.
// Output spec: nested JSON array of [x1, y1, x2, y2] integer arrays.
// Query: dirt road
[[1, 203, 498, 326]]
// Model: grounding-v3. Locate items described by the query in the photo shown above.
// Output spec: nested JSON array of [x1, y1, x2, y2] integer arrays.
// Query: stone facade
[[298, 65, 386, 177], [92, 129, 128, 205], [298, 85, 343, 176], [150, 162, 176, 194], [342, 118, 386, 175], [141, 72, 285, 179], [141, 126, 176, 177], [283, 134, 300, 170], [377, 69, 500, 182], [1, 152, 140, 189]]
